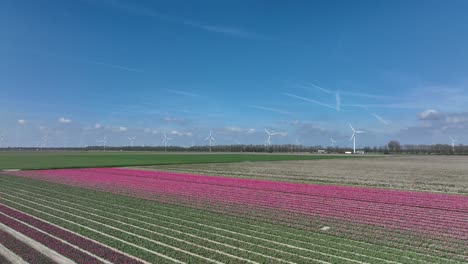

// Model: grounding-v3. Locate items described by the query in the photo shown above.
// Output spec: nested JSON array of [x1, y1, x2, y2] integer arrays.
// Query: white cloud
[[225, 126, 256, 134], [446, 116, 467, 124], [246, 128, 256, 134], [18, 119, 27, 125], [417, 109, 442, 120], [58, 117, 72, 124], [119, 127, 128, 132], [164, 117, 178, 122], [94, 123, 102, 129], [170, 130, 192, 137]]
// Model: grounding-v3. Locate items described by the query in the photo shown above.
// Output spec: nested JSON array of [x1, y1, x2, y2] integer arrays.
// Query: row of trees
[[1, 141, 467, 155]]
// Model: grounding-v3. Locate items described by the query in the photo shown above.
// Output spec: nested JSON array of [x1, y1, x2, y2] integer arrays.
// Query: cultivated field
[[139, 155, 468, 194], [0, 153, 467, 263], [0, 151, 352, 170]]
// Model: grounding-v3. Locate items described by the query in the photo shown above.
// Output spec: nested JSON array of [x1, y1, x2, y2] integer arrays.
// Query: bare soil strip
[[0, 221, 76, 264], [0, 242, 28, 264], [137, 155, 468, 194], [0, 228, 55, 264], [0, 203, 146, 264]]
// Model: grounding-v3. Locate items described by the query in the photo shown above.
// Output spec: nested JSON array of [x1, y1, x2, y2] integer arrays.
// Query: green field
[[0, 151, 354, 170]]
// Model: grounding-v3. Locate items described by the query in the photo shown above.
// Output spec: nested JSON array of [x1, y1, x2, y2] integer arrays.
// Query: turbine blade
[[349, 133, 355, 141], [349, 123, 355, 132]]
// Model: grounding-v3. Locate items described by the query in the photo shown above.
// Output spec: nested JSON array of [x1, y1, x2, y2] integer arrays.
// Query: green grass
[[0, 175, 463, 264], [0, 151, 356, 170]]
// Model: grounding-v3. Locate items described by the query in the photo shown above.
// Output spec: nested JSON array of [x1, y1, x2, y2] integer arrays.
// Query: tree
[[388, 140, 401, 153]]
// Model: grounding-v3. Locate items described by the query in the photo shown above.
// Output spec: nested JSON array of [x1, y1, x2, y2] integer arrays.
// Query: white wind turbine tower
[[96, 136, 107, 151], [0, 132, 4, 148], [128, 136, 136, 147], [330, 137, 337, 147], [41, 134, 48, 148], [349, 123, 364, 154], [265, 129, 278, 146], [450, 137, 457, 153], [204, 131, 216, 152], [162, 133, 172, 152]]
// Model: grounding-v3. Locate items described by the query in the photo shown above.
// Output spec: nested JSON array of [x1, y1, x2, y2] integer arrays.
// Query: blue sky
[[2, 0, 468, 147]]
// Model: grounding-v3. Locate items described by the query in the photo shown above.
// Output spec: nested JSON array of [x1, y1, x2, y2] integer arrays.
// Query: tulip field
[[0, 164, 467, 263]]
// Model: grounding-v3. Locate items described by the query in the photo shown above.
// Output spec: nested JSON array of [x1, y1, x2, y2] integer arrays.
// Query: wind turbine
[[41, 134, 48, 148], [330, 137, 337, 147], [0, 132, 4, 148], [204, 131, 216, 152], [450, 137, 457, 153], [162, 133, 172, 152], [128, 136, 136, 147], [96, 136, 107, 151], [349, 123, 364, 154], [295, 137, 301, 145], [265, 129, 278, 146]]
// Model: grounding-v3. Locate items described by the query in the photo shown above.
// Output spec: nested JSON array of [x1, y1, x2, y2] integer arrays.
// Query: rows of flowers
[[7, 168, 468, 242], [0, 211, 103, 264], [0, 228, 55, 264], [0, 204, 143, 264]]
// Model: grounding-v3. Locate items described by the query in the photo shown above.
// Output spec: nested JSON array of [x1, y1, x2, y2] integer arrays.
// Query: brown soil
[[136, 155, 468, 194]]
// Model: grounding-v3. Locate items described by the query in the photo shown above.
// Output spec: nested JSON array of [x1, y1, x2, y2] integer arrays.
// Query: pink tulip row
[[0, 204, 144, 264], [7, 168, 468, 241], [88, 168, 468, 212], [0, 228, 55, 264], [0, 211, 104, 264]]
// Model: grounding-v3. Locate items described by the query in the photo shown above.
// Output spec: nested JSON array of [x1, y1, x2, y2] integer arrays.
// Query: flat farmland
[[138, 155, 468, 194], [0, 154, 467, 263], [0, 151, 354, 170]]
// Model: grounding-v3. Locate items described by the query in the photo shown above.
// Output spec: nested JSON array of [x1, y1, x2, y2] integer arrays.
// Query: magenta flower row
[[0, 204, 143, 264], [0, 211, 103, 264], [8, 168, 468, 240], [0, 228, 55, 264]]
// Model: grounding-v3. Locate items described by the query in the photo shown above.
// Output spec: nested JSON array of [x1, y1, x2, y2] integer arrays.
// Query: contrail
[[166, 89, 200, 97], [78, 58, 144, 73], [341, 91, 391, 99], [301, 83, 333, 94], [284, 93, 336, 110], [301, 82, 390, 99], [101, 0, 268, 39], [42, 52, 143, 73], [250, 105, 293, 115], [335, 90, 341, 112], [371, 113, 390, 125]]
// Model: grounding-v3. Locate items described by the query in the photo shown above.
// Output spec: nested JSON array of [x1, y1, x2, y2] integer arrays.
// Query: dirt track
[[137, 155, 468, 194]]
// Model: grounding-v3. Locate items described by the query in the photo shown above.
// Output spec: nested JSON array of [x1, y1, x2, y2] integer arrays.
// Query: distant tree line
[[1, 141, 467, 155]]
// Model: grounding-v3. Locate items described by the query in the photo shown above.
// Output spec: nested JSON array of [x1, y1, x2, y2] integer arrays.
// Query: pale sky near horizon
[[2, 0, 468, 147]]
